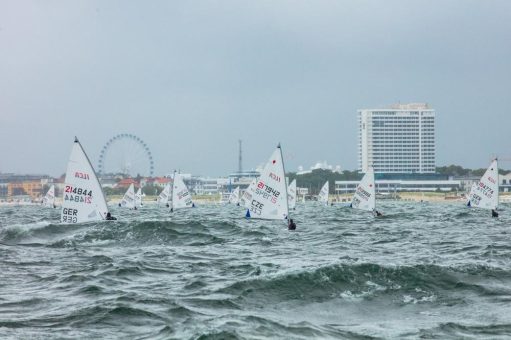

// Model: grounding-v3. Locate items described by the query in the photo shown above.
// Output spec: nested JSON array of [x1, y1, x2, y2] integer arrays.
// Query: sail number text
[[64, 186, 93, 204], [62, 208, 78, 223], [75, 172, 90, 180], [355, 186, 371, 201], [250, 199, 264, 215], [269, 172, 281, 182], [477, 182, 494, 198], [65, 186, 93, 197], [256, 182, 280, 203]]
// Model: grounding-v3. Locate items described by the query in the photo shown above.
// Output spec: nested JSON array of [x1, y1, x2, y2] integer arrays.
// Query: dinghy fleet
[[47, 137, 501, 225]]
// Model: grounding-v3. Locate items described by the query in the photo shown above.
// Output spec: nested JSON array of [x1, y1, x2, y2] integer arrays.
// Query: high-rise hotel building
[[358, 103, 435, 174]]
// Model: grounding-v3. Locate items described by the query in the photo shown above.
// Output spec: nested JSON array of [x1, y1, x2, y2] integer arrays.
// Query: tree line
[[435, 165, 511, 177], [287, 166, 511, 195]]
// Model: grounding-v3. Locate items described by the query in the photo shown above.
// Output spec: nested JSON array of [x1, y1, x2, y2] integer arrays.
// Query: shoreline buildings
[[338, 103, 455, 193], [0, 173, 55, 202], [358, 103, 435, 174]]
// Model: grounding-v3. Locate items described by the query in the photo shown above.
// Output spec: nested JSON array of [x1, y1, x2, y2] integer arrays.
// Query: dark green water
[[1, 202, 511, 339]]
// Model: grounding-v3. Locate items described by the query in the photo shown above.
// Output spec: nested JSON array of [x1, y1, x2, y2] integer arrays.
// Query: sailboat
[[467, 159, 499, 215], [244, 144, 289, 220], [61, 137, 111, 223], [170, 171, 194, 212], [288, 179, 297, 210], [240, 178, 257, 207], [318, 181, 329, 205], [351, 168, 378, 215], [135, 187, 143, 208], [158, 183, 171, 207], [228, 186, 241, 205], [42, 184, 56, 208], [120, 183, 136, 209], [466, 183, 477, 205]]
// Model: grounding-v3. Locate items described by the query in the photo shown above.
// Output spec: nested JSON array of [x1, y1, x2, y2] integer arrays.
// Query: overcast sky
[[1, 0, 510, 177]]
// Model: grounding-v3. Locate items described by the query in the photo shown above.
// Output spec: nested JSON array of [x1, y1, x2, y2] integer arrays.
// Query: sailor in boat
[[106, 212, 117, 220], [492, 209, 499, 218], [373, 209, 383, 217], [288, 219, 297, 230]]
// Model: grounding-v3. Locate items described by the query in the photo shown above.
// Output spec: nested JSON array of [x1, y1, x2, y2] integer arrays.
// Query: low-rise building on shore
[[335, 179, 461, 194]]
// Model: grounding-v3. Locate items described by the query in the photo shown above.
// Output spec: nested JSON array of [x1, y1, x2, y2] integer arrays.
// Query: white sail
[[242, 178, 257, 208], [468, 159, 499, 210], [171, 172, 194, 210], [42, 185, 55, 207], [244, 145, 289, 220], [158, 183, 171, 206], [120, 184, 136, 209], [351, 168, 376, 212], [466, 183, 476, 205], [135, 187, 143, 207], [229, 186, 241, 205], [288, 179, 297, 210], [318, 181, 329, 205], [61, 137, 109, 223]]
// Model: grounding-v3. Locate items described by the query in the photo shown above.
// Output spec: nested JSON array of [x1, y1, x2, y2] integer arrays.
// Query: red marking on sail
[[272, 160, 276, 164]]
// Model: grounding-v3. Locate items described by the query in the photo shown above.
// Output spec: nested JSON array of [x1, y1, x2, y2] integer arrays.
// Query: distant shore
[[2, 192, 511, 207], [332, 192, 511, 204]]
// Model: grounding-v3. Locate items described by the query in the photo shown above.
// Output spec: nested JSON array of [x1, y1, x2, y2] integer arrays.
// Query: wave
[[0, 220, 233, 247], [188, 315, 374, 340], [219, 263, 511, 306], [419, 322, 511, 338]]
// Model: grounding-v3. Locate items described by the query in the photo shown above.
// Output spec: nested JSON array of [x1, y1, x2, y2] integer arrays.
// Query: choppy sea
[[1, 202, 511, 339]]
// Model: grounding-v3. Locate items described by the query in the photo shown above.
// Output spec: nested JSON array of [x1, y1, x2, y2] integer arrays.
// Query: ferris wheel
[[98, 133, 154, 177]]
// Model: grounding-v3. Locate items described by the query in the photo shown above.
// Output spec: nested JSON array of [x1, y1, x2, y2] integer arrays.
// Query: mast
[[370, 166, 376, 211], [170, 170, 176, 212], [278, 143, 290, 220], [496, 158, 499, 209]]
